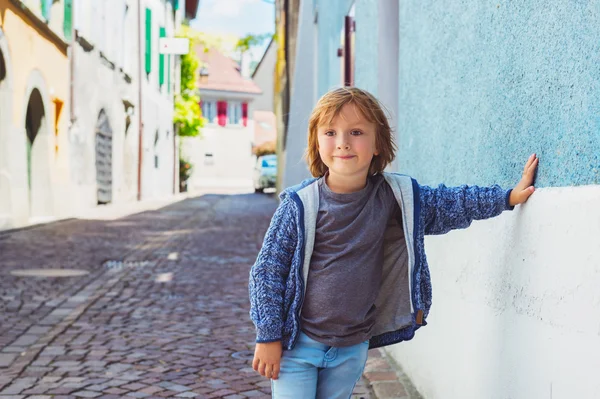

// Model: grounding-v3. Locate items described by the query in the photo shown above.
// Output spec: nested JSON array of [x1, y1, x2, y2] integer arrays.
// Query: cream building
[[0, 0, 71, 229], [0, 0, 199, 231]]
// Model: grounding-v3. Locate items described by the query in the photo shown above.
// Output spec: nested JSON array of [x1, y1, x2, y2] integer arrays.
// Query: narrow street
[[0, 193, 379, 399]]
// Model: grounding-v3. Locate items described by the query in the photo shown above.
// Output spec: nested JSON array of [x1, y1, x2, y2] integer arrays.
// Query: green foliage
[[179, 156, 193, 192], [180, 48, 199, 94], [235, 33, 272, 53], [174, 94, 203, 137], [173, 33, 203, 137], [254, 141, 276, 157]]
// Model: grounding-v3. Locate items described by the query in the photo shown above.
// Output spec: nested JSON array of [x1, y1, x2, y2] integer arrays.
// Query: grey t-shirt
[[301, 174, 400, 347]]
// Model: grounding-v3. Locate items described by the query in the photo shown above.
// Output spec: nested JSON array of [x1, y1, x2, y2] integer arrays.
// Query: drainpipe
[[137, 0, 144, 201], [69, 1, 75, 123]]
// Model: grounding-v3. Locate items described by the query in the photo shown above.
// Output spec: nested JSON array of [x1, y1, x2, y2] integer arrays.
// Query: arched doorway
[[95, 110, 113, 204], [0, 48, 6, 82], [26, 88, 52, 219]]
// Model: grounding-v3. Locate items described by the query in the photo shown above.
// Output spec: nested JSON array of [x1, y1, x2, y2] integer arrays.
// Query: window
[[262, 158, 276, 168], [228, 102, 242, 125], [201, 101, 216, 123]]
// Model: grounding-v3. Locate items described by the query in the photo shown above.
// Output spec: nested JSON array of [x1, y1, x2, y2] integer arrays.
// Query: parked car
[[253, 154, 277, 193]]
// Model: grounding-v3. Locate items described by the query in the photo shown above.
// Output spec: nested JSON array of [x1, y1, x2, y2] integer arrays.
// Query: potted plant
[[179, 157, 193, 192]]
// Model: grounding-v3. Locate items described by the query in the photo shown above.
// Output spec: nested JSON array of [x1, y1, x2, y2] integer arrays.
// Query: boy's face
[[317, 103, 378, 184]]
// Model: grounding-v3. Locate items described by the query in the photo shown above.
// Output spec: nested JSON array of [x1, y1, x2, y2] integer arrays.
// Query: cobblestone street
[[0, 193, 392, 399]]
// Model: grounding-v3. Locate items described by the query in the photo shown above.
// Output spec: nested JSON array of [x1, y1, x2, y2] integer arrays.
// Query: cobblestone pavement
[[0, 193, 415, 399]]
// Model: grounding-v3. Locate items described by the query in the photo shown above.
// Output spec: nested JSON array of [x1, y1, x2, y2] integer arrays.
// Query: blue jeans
[[271, 331, 370, 399]]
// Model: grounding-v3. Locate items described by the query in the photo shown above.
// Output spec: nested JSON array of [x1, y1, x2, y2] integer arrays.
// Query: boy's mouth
[[335, 155, 356, 160]]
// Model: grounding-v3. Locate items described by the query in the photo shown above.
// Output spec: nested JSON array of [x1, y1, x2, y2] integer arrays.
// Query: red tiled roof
[[194, 46, 262, 95]]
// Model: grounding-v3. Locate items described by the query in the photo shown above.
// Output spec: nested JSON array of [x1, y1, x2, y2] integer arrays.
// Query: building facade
[[139, 0, 186, 200], [181, 46, 261, 190], [69, 0, 141, 209], [280, 1, 600, 398], [0, 0, 71, 229], [251, 38, 277, 155], [0, 0, 197, 230]]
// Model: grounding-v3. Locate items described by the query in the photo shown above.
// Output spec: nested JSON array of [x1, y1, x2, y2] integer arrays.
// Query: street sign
[[159, 38, 190, 55]]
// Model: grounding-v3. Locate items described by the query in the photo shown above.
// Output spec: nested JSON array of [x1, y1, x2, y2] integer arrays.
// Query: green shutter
[[63, 0, 72, 40], [174, 0, 180, 10], [145, 8, 152, 75], [41, 0, 51, 21], [159, 27, 166, 87]]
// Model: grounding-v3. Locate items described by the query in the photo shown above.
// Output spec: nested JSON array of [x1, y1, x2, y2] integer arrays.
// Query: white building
[[68, 0, 141, 209], [181, 46, 262, 190], [280, 1, 600, 398], [251, 38, 278, 154]]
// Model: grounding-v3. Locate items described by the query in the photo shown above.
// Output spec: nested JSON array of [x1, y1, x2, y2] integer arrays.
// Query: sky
[[190, 0, 276, 62]]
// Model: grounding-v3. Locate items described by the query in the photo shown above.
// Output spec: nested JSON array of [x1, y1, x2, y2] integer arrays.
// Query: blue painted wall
[[396, 2, 600, 188], [354, 0, 378, 94], [316, 0, 354, 96]]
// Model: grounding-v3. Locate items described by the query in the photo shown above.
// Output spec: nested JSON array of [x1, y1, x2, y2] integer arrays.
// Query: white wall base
[[387, 185, 600, 399]]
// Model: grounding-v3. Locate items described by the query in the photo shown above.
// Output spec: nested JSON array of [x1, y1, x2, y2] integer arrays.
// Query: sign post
[[159, 38, 190, 55]]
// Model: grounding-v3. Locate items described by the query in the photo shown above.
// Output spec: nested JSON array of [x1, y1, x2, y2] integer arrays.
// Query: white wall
[[139, 0, 179, 200], [181, 123, 255, 189], [69, 0, 141, 209], [252, 40, 276, 113], [387, 185, 600, 399]]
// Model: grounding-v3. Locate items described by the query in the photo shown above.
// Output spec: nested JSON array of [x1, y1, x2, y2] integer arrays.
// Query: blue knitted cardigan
[[249, 172, 513, 350]]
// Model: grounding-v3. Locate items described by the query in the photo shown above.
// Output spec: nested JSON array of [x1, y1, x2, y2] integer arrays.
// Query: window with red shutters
[[242, 103, 248, 127], [217, 101, 227, 126]]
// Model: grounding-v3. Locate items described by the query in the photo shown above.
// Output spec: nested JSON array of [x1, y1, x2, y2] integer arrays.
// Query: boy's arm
[[419, 183, 513, 235], [420, 154, 539, 235], [249, 196, 298, 343]]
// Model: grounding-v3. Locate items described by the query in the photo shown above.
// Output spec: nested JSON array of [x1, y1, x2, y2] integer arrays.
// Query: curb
[[363, 348, 423, 399]]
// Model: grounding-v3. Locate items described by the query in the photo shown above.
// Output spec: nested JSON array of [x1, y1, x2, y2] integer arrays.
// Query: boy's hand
[[509, 154, 539, 206], [252, 341, 282, 380]]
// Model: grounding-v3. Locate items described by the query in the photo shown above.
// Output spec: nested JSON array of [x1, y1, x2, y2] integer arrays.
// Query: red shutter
[[199, 100, 203, 117], [217, 101, 227, 126], [242, 103, 248, 127]]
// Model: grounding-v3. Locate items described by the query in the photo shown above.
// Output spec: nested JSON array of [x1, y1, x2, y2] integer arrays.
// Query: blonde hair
[[306, 87, 397, 177]]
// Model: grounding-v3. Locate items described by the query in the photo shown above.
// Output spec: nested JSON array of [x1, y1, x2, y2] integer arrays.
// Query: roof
[[252, 36, 275, 79], [194, 46, 262, 95]]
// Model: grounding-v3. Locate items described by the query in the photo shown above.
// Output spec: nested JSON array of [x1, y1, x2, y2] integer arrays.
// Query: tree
[[235, 33, 272, 54], [173, 33, 203, 137], [235, 33, 273, 74]]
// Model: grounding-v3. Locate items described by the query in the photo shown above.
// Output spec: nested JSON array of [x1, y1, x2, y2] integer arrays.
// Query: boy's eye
[[324, 131, 335, 136], [351, 130, 363, 136]]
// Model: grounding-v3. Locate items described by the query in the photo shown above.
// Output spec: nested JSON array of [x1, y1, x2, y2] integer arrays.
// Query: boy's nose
[[336, 139, 350, 150]]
